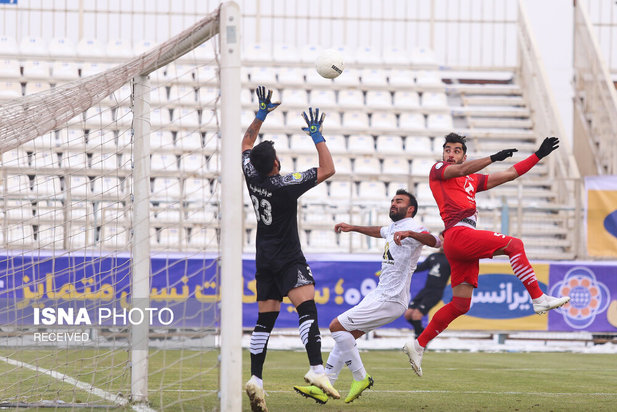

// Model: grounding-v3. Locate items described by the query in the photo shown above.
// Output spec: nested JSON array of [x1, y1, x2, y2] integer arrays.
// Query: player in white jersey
[[294, 189, 441, 404]]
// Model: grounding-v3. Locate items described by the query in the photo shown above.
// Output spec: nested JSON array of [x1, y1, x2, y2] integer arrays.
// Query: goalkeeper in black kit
[[242, 86, 338, 412]]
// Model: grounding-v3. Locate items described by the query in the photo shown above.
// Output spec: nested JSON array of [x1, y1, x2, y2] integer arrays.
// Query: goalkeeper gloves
[[301, 107, 326, 144], [490, 148, 517, 162], [535, 137, 559, 159], [255, 86, 280, 121]]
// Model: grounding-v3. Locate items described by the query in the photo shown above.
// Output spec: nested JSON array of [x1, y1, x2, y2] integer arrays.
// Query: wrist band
[[513, 153, 539, 176]]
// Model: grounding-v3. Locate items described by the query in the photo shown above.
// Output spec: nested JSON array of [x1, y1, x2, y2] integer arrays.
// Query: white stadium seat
[[353, 156, 381, 174], [382, 157, 410, 175], [389, 69, 415, 87], [416, 182, 433, 202], [31, 151, 59, 168], [86, 130, 116, 148], [281, 89, 309, 106], [329, 181, 353, 200], [22, 60, 50, 78], [399, 113, 426, 130], [61, 153, 88, 169], [169, 85, 197, 104], [180, 153, 206, 172], [81, 62, 110, 77], [366, 90, 392, 109], [427, 113, 453, 130], [106, 39, 134, 58], [387, 181, 409, 197], [20, 36, 48, 57], [133, 39, 157, 55], [411, 45, 438, 66], [422, 92, 448, 108], [285, 109, 307, 131], [305, 69, 334, 86], [244, 43, 272, 64], [84, 106, 114, 128], [185, 178, 210, 201], [411, 159, 435, 176], [299, 44, 321, 64], [175, 108, 201, 128], [310, 89, 337, 107], [90, 153, 119, 170], [302, 182, 329, 202], [48, 37, 76, 57], [51, 61, 80, 80], [393, 91, 420, 109], [347, 135, 375, 154], [24, 80, 50, 95], [76, 38, 106, 57], [332, 68, 360, 87], [151, 153, 179, 171], [150, 108, 172, 127], [263, 134, 289, 153], [249, 66, 277, 85], [342, 111, 369, 129], [416, 70, 443, 86], [295, 155, 317, 172], [360, 69, 388, 86], [150, 131, 175, 149], [325, 134, 347, 154], [0, 59, 21, 78], [0, 81, 22, 99], [199, 87, 220, 105], [273, 43, 300, 63], [2, 150, 27, 167], [277, 67, 305, 86], [152, 177, 182, 198], [177, 132, 203, 150], [0, 35, 19, 55], [165, 63, 195, 82], [333, 157, 352, 174], [355, 46, 380, 64], [338, 89, 365, 108], [405, 136, 433, 154], [384, 47, 411, 65], [290, 134, 317, 152], [376, 135, 404, 154], [69, 176, 92, 196], [371, 112, 397, 130], [358, 181, 387, 200]]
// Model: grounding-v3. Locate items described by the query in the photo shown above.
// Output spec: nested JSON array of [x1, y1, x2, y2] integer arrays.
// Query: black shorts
[[408, 288, 444, 315], [255, 263, 315, 301]]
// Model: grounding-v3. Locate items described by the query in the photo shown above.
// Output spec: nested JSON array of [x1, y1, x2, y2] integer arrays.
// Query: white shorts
[[337, 295, 406, 333]]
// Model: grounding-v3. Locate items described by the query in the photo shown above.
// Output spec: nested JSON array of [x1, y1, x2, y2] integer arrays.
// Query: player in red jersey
[[400, 133, 571, 377]]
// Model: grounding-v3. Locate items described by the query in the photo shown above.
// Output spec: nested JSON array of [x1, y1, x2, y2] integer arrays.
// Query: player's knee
[[504, 236, 524, 256], [451, 296, 471, 315], [404, 309, 414, 321]]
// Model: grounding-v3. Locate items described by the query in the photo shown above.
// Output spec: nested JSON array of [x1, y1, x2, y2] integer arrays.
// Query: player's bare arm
[[334, 223, 381, 238], [393, 231, 440, 247], [301, 107, 335, 184], [486, 137, 559, 189], [241, 86, 280, 152]]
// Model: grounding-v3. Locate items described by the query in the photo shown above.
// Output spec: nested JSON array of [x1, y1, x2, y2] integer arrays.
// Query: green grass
[[0, 348, 615, 411]]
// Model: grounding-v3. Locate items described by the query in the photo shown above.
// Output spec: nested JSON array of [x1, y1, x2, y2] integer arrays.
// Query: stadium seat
[[290, 133, 317, 152], [150, 108, 172, 127], [347, 135, 375, 154], [175, 108, 201, 128], [199, 87, 220, 106], [133, 39, 157, 56], [203, 132, 219, 153], [169, 85, 197, 104], [343, 111, 369, 129], [411, 159, 435, 176], [302, 182, 329, 202], [427, 113, 453, 130], [35, 225, 64, 249], [76, 38, 106, 57], [299, 44, 321, 64], [108, 84, 132, 105], [91, 176, 123, 195], [389, 69, 415, 87], [0, 35, 19, 55], [305, 69, 334, 86], [152, 177, 182, 198], [273, 43, 301, 63], [376, 135, 405, 154], [0, 59, 21, 78], [366, 90, 392, 109], [240, 88, 253, 105], [382, 157, 410, 175], [249, 66, 277, 85], [393, 91, 420, 109], [277, 67, 305, 86], [69, 176, 92, 197], [353, 156, 381, 174], [150, 85, 168, 105], [0, 81, 23, 99], [189, 227, 218, 248], [338, 89, 365, 108], [262, 110, 285, 128], [404, 136, 433, 154], [241, 109, 255, 128], [90, 153, 119, 170], [411, 45, 438, 66], [387, 181, 409, 196], [415, 70, 443, 86], [357, 181, 387, 200], [106, 39, 134, 58], [166, 63, 196, 82], [285, 109, 309, 130], [5, 175, 31, 194], [206, 153, 219, 172], [415, 182, 433, 202], [180, 39, 216, 61], [48, 37, 76, 57], [179, 153, 205, 172], [329, 181, 353, 200], [384, 47, 411, 65], [281, 88, 308, 106], [355, 46, 380, 64], [176, 131, 203, 151], [307, 230, 341, 252], [51, 61, 79, 80], [371, 112, 397, 130], [31, 151, 59, 169], [295, 155, 318, 172], [22, 60, 50, 79], [309, 89, 337, 107], [184, 178, 210, 201], [421, 92, 448, 108], [2, 150, 28, 168], [19, 36, 48, 57], [244, 43, 272, 64], [325, 134, 347, 154], [360, 69, 388, 87], [263, 134, 289, 153], [102, 225, 128, 249], [86, 130, 116, 148], [195, 65, 218, 85], [399, 113, 426, 130], [84, 106, 114, 128], [60, 150, 88, 169], [151, 153, 179, 171], [333, 157, 352, 174], [81, 62, 110, 77], [24, 80, 51, 95], [150, 131, 175, 149], [115, 106, 134, 126]]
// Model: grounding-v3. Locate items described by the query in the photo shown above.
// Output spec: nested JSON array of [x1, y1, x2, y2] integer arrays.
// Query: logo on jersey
[[435, 162, 443, 170], [282, 172, 306, 185], [382, 242, 394, 265], [549, 267, 610, 329], [463, 176, 476, 202], [429, 263, 441, 277]]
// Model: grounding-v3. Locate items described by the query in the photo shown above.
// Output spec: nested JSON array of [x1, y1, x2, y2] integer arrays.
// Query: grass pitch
[[0, 348, 615, 411]]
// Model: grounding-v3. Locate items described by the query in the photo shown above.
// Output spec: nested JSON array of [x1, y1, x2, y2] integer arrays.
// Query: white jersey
[[370, 217, 431, 307]]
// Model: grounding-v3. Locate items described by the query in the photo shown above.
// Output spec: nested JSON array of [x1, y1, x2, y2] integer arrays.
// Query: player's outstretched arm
[[334, 223, 381, 238], [241, 86, 280, 152], [486, 137, 559, 189], [442, 148, 517, 179], [302, 107, 335, 184], [393, 231, 440, 247]]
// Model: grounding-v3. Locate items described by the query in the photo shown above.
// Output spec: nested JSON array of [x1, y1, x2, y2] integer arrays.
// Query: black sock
[[410, 319, 424, 337], [249, 311, 279, 379], [296, 300, 323, 366]]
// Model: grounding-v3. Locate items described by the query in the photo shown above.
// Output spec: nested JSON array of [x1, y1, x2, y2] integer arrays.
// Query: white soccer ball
[[315, 49, 344, 79]]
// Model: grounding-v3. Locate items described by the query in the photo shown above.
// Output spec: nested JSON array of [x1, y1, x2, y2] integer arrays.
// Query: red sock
[[505, 238, 543, 299], [417, 296, 471, 347]]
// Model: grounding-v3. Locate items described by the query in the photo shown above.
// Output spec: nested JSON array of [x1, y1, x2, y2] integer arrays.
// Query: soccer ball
[[315, 49, 344, 79]]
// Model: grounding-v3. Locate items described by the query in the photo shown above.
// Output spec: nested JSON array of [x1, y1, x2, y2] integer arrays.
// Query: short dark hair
[[250, 140, 276, 176], [396, 189, 418, 218], [442, 132, 467, 154]]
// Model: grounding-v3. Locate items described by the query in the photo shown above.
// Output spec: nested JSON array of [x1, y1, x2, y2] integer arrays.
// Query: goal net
[[0, 3, 241, 411]]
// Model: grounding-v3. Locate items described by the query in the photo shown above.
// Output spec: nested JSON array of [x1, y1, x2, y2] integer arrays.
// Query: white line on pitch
[[266, 389, 617, 396], [0, 355, 158, 412]]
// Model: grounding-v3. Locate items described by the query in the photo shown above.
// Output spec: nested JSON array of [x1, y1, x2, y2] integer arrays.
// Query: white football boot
[[245, 376, 268, 412], [402, 339, 424, 377], [303, 370, 341, 399], [533, 294, 571, 315]]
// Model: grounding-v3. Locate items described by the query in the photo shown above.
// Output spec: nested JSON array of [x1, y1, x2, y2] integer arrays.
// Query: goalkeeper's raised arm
[[301, 107, 335, 184], [241, 85, 280, 152]]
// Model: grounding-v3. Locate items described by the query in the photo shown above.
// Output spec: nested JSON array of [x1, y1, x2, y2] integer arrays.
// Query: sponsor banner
[[585, 176, 617, 257], [435, 262, 550, 330], [547, 263, 617, 332]]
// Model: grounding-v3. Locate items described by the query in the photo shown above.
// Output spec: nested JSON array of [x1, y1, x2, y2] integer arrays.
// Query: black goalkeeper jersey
[[414, 252, 451, 291], [242, 150, 318, 272]]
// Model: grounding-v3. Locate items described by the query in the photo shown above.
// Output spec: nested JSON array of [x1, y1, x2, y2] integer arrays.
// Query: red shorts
[[443, 226, 511, 288]]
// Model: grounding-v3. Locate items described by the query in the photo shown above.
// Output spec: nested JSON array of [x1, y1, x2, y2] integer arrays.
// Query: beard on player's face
[[389, 206, 408, 222]]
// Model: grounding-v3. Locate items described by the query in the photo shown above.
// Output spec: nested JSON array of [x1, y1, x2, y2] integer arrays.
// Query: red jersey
[[429, 161, 488, 230]]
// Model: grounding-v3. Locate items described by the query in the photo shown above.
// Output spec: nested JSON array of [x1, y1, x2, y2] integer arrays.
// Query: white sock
[[324, 343, 344, 384], [249, 375, 263, 388], [532, 294, 547, 303], [310, 364, 325, 374], [414, 339, 424, 353], [332, 330, 366, 381]]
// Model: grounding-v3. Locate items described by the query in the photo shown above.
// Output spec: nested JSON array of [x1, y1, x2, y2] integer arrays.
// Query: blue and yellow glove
[[255, 86, 280, 121], [301, 107, 326, 144]]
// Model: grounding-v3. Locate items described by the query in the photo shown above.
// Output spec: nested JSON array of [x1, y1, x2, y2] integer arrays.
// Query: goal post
[[0, 2, 242, 411]]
